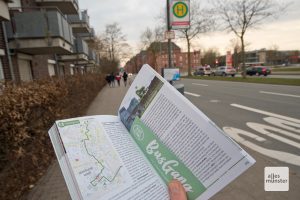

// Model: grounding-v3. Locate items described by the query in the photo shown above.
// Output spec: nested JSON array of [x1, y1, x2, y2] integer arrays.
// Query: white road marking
[[260, 91, 300, 98], [230, 103, 300, 123], [192, 83, 209, 87], [184, 92, 201, 97], [264, 117, 300, 133], [247, 122, 300, 148], [210, 100, 220, 103], [224, 127, 300, 166]]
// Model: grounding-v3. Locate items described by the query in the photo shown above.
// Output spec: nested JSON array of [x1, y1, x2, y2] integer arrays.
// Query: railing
[[88, 49, 96, 61], [77, 28, 95, 38], [74, 37, 88, 55], [5, 7, 73, 45], [67, 9, 89, 24]]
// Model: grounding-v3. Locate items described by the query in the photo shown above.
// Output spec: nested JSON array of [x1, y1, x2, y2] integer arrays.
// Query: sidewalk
[[25, 85, 128, 200]]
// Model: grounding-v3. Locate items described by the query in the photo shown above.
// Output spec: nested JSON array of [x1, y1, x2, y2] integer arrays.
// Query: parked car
[[193, 66, 211, 76], [246, 66, 271, 76], [212, 66, 236, 77]]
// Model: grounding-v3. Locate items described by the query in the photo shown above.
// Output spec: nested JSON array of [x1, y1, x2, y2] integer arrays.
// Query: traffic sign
[[170, 0, 190, 29], [165, 30, 175, 39]]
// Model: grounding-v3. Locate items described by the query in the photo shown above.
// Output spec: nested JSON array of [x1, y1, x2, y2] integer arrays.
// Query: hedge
[[0, 74, 106, 200]]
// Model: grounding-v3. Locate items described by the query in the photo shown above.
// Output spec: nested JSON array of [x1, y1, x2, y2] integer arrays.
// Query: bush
[[0, 74, 105, 200]]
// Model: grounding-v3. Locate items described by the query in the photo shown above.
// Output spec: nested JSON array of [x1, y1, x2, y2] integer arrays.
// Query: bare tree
[[176, 0, 215, 76], [103, 23, 130, 63], [213, 0, 287, 77], [227, 38, 242, 69], [202, 48, 220, 67], [140, 26, 164, 71]]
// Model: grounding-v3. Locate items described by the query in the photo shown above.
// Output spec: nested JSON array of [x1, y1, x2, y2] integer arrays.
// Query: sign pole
[[167, 0, 173, 68]]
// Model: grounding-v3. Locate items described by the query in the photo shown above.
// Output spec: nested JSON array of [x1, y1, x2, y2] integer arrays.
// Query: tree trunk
[[241, 35, 246, 78], [187, 37, 191, 76]]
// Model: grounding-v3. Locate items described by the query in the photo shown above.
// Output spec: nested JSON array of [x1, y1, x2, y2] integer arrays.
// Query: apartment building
[[0, 0, 99, 83]]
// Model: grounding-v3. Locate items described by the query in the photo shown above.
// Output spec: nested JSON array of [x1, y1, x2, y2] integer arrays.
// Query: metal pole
[[167, 0, 172, 68]]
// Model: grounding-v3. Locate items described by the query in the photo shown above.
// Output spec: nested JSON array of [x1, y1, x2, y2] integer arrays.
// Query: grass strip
[[272, 67, 300, 72], [183, 76, 300, 86]]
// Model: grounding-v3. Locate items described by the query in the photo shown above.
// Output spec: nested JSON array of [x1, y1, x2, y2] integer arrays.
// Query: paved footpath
[[25, 85, 128, 200], [24, 84, 300, 200]]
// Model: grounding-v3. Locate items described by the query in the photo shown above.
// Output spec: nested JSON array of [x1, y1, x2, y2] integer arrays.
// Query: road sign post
[[167, 0, 173, 68]]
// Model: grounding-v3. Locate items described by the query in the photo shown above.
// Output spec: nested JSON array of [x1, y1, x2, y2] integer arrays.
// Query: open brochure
[[49, 64, 255, 200]]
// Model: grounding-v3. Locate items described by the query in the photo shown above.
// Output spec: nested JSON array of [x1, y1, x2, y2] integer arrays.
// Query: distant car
[[246, 66, 271, 76], [212, 66, 236, 77], [193, 66, 211, 76]]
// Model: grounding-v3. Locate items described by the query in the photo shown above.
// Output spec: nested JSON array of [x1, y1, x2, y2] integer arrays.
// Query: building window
[[48, 63, 56, 77], [70, 66, 75, 75], [18, 59, 33, 81]]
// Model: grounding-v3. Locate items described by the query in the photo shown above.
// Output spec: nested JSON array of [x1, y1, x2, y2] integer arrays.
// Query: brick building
[[124, 42, 201, 75], [0, 0, 99, 83]]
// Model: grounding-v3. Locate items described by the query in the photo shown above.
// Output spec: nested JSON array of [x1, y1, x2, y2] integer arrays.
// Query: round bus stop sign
[[173, 1, 188, 18], [171, 0, 190, 29]]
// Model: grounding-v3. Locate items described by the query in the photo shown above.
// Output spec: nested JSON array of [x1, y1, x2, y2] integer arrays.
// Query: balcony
[[35, 0, 79, 14], [0, 0, 10, 21], [96, 54, 100, 65], [5, 9, 73, 54], [58, 37, 88, 62], [67, 10, 90, 33], [88, 49, 96, 64], [77, 28, 95, 43]]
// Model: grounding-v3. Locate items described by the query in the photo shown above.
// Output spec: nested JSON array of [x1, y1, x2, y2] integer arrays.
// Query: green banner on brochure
[[130, 117, 206, 200]]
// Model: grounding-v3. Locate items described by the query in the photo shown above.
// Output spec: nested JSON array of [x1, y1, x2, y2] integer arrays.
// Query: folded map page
[[49, 64, 255, 200]]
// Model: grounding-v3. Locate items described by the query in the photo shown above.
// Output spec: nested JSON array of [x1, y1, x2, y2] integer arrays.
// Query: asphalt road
[[178, 78, 300, 174]]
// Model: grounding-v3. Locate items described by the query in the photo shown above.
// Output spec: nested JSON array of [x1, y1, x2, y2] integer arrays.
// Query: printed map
[[59, 118, 131, 199]]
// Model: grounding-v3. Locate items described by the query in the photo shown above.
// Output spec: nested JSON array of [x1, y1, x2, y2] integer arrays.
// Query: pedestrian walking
[[105, 74, 111, 87], [110, 73, 115, 87], [123, 71, 128, 87], [116, 73, 121, 86]]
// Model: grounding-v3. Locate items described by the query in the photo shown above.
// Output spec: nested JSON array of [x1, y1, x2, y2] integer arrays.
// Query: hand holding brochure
[[49, 64, 255, 200]]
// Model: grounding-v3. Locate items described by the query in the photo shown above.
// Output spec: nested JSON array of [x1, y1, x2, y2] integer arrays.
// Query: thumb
[[168, 180, 187, 200]]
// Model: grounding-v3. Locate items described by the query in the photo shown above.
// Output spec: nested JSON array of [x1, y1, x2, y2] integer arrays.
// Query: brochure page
[[118, 64, 255, 200], [50, 115, 169, 200]]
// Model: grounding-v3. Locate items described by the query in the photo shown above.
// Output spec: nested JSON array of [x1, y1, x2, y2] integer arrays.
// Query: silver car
[[212, 66, 236, 77]]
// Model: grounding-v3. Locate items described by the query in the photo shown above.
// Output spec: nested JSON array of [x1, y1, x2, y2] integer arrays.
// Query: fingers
[[168, 180, 187, 200]]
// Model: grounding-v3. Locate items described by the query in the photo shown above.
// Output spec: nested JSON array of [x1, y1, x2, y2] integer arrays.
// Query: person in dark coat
[[123, 71, 128, 87], [105, 74, 111, 87], [110, 73, 115, 87]]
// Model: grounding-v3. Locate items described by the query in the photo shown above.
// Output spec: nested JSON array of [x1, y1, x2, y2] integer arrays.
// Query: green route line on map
[[81, 121, 122, 187]]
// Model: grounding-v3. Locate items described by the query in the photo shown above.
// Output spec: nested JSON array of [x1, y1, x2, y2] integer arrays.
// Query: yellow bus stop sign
[[173, 1, 188, 18]]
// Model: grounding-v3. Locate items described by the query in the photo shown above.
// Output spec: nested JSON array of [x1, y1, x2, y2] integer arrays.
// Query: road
[[178, 78, 300, 199]]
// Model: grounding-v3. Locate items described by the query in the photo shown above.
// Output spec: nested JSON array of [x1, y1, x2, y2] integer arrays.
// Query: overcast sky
[[79, 0, 300, 58]]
